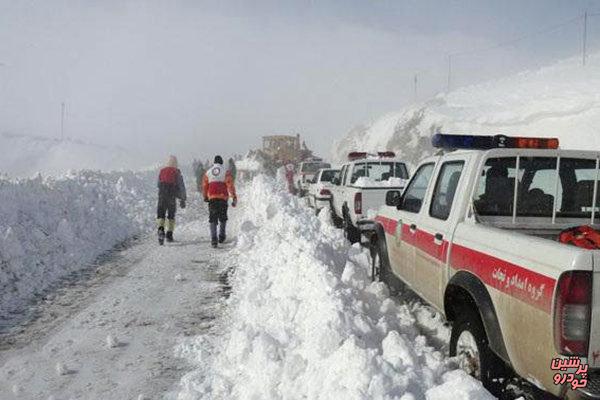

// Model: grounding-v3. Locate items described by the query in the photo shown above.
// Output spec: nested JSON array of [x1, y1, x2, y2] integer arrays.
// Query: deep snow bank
[[0, 169, 157, 319], [333, 52, 600, 165], [176, 175, 493, 400], [0, 133, 141, 178]]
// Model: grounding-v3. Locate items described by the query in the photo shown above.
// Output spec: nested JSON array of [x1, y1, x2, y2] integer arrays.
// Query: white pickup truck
[[367, 133, 600, 399], [330, 152, 409, 243], [295, 160, 331, 197], [306, 168, 340, 213]]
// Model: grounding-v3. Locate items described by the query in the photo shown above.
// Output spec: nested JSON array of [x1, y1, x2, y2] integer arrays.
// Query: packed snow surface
[[176, 175, 493, 400], [0, 169, 157, 319], [333, 52, 600, 165]]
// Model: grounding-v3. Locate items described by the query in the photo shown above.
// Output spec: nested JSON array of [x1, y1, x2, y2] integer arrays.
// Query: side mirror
[[385, 190, 402, 207]]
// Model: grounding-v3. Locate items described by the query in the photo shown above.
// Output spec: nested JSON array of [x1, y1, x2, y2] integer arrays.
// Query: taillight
[[554, 271, 592, 356], [319, 188, 331, 196], [354, 192, 362, 214]]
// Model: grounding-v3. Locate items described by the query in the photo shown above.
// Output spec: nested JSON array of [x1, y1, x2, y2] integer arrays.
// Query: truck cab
[[371, 134, 600, 399], [330, 152, 409, 242]]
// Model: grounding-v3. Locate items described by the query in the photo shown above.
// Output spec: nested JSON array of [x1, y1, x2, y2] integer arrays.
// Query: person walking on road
[[157, 155, 186, 245], [202, 155, 237, 248]]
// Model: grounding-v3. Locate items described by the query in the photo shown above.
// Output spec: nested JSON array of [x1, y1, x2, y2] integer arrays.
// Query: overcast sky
[[0, 0, 597, 165]]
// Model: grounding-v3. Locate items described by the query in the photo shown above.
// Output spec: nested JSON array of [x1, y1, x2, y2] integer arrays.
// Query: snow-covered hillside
[[0, 170, 157, 319], [333, 52, 600, 165], [0, 133, 141, 178]]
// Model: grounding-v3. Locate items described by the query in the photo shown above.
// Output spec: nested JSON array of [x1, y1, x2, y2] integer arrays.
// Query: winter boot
[[166, 231, 174, 243], [211, 241, 218, 248], [218, 235, 226, 243], [158, 226, 165, 245]]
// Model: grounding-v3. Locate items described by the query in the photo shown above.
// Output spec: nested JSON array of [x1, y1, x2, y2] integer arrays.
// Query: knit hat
[[214, 155, 223, 164]]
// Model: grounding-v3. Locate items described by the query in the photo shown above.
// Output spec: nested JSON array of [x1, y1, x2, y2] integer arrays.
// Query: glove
[[204, 197, 209, 203], [232, 197, 237, 207], [180, 199, 186, 209]]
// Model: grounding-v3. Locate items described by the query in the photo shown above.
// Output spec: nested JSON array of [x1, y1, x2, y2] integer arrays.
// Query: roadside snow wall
[[177, 175, 493, 400], [0, 170, 157, 319]]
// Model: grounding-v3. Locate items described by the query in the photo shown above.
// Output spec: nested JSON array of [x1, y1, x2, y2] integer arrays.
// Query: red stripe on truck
[[450, 244, 555, 313], [374, 216, 397, 235], [375, 215, 556, 313]]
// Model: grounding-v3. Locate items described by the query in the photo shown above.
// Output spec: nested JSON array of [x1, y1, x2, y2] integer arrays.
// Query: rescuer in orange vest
[[202, 155, 237, 248]]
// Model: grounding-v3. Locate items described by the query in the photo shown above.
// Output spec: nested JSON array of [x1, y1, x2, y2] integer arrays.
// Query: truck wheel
[[449, 308, 501, 390], [372, 237, 401, 294], [344, 215, 361, 244]]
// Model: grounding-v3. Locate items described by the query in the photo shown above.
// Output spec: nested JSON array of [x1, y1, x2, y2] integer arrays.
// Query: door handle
[[409, 224, 417, 233], [434, 233, 443, 245]]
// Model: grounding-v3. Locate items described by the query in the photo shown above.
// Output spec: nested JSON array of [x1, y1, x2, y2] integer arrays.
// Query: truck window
[[351, 163, 366, 184], [430, 161, 464, 220], [399, 163, 435, 213], [474, 156, 599, 219], [320, 170, 337, 182], [365, 162, 409, 181], [474, 157, 516, 216], [301, 162, 330, 174]]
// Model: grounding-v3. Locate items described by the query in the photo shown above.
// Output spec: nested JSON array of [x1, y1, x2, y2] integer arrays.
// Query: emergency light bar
[[348, 151, 396, 161], [431, 134, 559, 150]]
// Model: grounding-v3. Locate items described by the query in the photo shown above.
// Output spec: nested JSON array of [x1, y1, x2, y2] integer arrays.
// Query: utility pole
[[413, 74, 418, 102], [447, 55, 452, 92], [60, 102, 65, 141], [583, 11, 588, 66]]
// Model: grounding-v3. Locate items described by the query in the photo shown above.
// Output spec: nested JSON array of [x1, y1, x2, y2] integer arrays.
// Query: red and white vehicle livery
[[369, 134, 600, 399]]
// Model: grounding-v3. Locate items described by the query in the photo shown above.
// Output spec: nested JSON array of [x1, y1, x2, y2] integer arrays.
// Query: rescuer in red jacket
[[202, 155, 237, 248], [157, 155, 186, 245]]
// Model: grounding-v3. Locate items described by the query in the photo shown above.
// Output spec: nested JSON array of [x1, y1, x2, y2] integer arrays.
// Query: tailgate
[[589, 251, 600, 368]]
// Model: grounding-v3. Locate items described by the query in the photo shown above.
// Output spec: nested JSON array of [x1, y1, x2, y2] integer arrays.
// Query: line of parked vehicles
[[298, 134, 600, 400]]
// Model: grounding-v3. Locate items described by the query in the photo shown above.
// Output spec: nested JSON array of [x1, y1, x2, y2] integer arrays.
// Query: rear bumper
[[565, 371, 600, 399], [315, 197, 331, 209]]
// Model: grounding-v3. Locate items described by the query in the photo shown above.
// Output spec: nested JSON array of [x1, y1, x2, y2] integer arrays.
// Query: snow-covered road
[[0, 201, 234, 400]]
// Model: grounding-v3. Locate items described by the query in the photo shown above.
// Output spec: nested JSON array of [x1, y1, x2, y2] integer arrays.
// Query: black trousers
[[208, 199, 228, 223], [157, 196, 177, 220]]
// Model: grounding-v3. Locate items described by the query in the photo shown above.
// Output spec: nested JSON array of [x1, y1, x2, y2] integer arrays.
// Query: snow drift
[[333, 52, 600, 165], [0, 132, 140, 178], [0, 169, 157, 319], [176, 175, 493, 400]]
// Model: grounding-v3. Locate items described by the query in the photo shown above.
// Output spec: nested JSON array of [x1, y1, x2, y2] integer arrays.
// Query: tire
[[330, 205, 344, 228], [343, 213, 361, 244], [449, 307, 504, 391], [372, 237, 400, 294]]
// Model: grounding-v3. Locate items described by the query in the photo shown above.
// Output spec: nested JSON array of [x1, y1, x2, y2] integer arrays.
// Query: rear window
[[474, 156, 599, 219], [320, 170, 338, 182], [350, 161, 408, 183], [301, 162, 331, 174]]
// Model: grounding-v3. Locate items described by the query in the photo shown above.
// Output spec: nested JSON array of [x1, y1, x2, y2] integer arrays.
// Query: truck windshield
[[320, 170, 338, 182], [474, 156, 599, 220], [302, 162, 331, 174]]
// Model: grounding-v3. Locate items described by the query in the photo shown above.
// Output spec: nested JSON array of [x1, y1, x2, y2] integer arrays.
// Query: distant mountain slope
[[0, 133, 138, 177], [333, 53, 600, 166]]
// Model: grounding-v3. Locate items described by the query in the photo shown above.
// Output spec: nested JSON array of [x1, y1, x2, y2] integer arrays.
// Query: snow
[[0, 169, 157, 320], [236, 157, 261, 172], [354, 177, 407, 188], [176, 175, 493, 400], [0, 133, 143, 178], [333, 52, 600, 165]]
